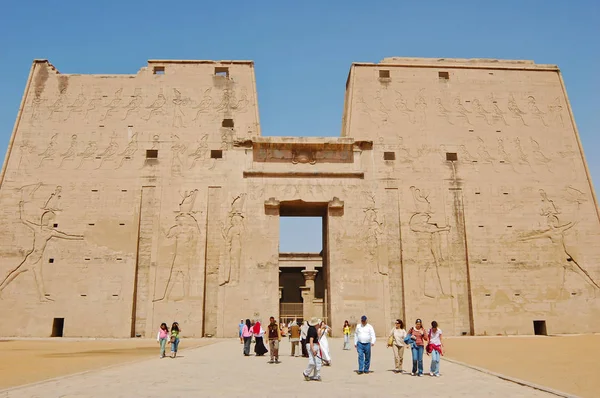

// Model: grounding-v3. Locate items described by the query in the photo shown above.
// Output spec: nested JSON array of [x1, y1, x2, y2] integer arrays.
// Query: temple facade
[[0, 57, 598, 338]]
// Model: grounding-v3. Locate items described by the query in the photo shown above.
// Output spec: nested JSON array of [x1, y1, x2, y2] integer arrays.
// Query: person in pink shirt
[[241, 319, 253, 356], [157, 323, 170, 359]]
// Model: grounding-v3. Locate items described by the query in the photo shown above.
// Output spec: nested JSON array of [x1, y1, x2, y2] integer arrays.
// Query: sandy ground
[[1, 335, 599, 397], [0, 338, 216, 390], [444, 334, 600, 398]]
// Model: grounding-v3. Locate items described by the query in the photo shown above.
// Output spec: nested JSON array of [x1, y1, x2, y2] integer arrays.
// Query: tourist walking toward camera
[[408, 318, 427, 376], [169, 322, 181, 358], [319, 320, 332, 366], [267, 316, 282, 363], [157, 322, 170, 359], [241, 319, 253, 356], [290, 320, 301, 357], [238, 319, 244, 344], [427, 320, 443, 376], [354, 315, 376, 374], [253, 320, 268, 356], [343, 320, 351, 350], [302, 317, 322, 381], [388, 319, 407, 373]]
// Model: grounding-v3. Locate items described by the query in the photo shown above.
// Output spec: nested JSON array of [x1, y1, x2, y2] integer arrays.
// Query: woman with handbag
[[342, 320, 352, 350], [387, 319, 407, 373], [408, 318, 427, 376], [426, 320, 443, 377]]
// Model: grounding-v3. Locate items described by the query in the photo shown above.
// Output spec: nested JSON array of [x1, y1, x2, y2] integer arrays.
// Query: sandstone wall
[[342, 58, 600, 335]]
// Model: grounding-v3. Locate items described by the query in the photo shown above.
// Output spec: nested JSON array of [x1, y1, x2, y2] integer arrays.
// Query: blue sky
[[1, 0, 598, 252]]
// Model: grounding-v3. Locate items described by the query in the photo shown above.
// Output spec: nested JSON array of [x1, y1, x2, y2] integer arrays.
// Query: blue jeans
[[430, 349, 440, 375], [411, 345, 424, 374], [159, 338, 167, 357], [171, 338, 180, 352], [357, 342, 372, 372]]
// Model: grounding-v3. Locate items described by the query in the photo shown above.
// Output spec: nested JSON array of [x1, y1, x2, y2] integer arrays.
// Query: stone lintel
[[245, 171, 364, 179]]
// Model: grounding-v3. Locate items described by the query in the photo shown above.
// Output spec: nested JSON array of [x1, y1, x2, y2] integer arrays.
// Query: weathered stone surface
[[0, 58, 598, 338]]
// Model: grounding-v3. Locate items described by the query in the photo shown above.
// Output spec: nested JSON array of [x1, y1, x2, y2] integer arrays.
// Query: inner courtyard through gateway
[[278, 204, 328, 325]]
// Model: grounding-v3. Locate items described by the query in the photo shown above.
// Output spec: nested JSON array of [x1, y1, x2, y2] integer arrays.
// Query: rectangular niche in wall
[[51, 318, 64, 337], [533, 320, 547, 336]]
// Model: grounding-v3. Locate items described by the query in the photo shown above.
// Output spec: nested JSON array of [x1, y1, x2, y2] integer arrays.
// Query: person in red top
[[267, 316, 282, 364], [408, 318, 428, 376]]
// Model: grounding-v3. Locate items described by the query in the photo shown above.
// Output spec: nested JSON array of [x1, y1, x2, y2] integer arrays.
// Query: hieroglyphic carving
[[18, 139, 36, 170], [59, 134, 78, 168], [513, 138, 534, 172], [414, 89, 427, 130], [409, 186, 451, 298], [0, 195, 83, 302], [518, 190, 599, 290], [362, 192, 387, 276], [170, 134, 187, 176], [192, 88, 212, 125], [471, 99, 491, 125], [476, 137, 497, 172], [451, 97, 472, 126], [214, 88, 232, 112], [457, 144, 478, 171], [76, 140, 98, 169], [144, 90, 167, 121], [43, 185, 62, 211], [122, 88, 143, 120], [394, 90, 415, 123], [508, 94, 527, 126], [230, 87, 249, 112], [96, 134, 119, 169], [220, 194, 246, 286], [101, 88, 123, 120], [435, 98, 453, 124], [563, 186, 587, 209], [64, 90, 86, 121], [172, 89, 189, 128], [547, 97, 564, 127], [115, 133, 138, 169], [84, 90, 103, 120], [37, 133, 58, 168], [30, 93, 45, 123], [530, 138, 552, 173], [179, 189, 198, 213], [527, 96, 547, 126], [188, 135, 209, 169], [488, 95, 508, 126], [496, 138, 517, 172], [154, 213, 200, 301], [47, 88, 67, 120]]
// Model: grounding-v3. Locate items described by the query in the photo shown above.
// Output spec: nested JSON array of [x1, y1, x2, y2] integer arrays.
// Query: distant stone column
[[301, 270, 318, 319]]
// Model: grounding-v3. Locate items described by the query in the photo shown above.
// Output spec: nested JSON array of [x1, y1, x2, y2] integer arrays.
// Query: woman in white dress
[[318, 321, 332, 366]]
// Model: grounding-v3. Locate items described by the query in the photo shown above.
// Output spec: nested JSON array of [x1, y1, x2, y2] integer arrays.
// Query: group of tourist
[[238, 317, 333, 369], [156, 322, 181, 359], [304, 316, 443, 381], [156, 316, 442, 382], [388, 318, 444, 377], [239, 316, 285, 363]]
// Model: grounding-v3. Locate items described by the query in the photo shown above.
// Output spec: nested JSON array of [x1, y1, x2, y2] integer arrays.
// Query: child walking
[[170, 322, 181, 358], [157, 322, 170, 358]]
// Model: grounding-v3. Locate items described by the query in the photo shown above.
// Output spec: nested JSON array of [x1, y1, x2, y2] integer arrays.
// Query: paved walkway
[[1, 338, 556, 398]]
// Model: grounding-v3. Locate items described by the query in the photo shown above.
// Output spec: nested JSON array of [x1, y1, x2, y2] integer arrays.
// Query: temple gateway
[[0, 57, 598, 338]]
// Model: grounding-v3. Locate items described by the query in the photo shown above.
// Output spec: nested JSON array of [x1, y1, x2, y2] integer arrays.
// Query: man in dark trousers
[[302, 317, 322, 381]]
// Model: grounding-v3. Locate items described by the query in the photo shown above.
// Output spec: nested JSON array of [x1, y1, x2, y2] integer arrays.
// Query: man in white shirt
[[354, 315, 376, 374]]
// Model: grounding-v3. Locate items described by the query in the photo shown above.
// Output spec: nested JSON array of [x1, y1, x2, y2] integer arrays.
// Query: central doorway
[[278, 201, 329, 326]]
